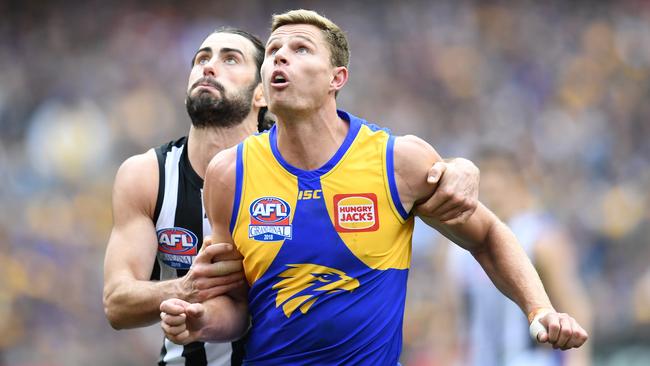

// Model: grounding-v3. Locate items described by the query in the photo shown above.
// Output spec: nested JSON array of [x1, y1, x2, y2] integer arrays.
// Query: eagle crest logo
[[272, 264, 360, 318]]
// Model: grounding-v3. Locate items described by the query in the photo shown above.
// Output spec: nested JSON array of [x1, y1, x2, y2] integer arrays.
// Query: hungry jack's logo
[[272, 264, 360, 318], [333, 193, 379, 232]]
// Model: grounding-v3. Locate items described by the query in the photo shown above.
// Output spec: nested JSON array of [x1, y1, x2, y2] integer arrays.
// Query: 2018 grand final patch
[[156, 227, 198, 269], [249, 196, 293, 241]]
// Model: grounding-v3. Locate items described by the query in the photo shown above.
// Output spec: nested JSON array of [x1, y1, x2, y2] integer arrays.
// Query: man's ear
[[330, 66, 348, 93], [253, 83, 267, 108]]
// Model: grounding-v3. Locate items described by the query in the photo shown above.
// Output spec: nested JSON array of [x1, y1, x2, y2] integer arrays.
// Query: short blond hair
[[271, 9, 349, 68]]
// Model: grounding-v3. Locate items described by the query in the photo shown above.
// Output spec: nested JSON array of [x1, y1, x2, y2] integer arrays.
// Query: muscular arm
[[103, 150, 180, 329], [394, 135, 587, 348], [395, 136, 552, 314], [103, 150, 242, 329]]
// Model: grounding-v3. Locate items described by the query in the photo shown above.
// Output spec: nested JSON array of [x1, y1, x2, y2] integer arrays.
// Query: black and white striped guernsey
[[151, 136, 245, 366]]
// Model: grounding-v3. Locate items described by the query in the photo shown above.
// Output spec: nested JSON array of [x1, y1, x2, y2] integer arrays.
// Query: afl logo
[[156, 227, 198, 269], [249, 197, 293, 242], [250, 197, 291, 224]]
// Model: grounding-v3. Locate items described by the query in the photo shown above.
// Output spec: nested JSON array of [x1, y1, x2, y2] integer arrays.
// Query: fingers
[[160, 307, 189, 344], [193, 271, 245, 290], [199, 279, 247, 300], [167, 330, 191, 345], [195, 243, 240, 264], [441, 208, 474, 225], [186, 303, 205, 319], [541, 312, 560, 344], [564, 318, 589, 349], [555, 315, 573, 348], [160, 298, 189, 315], [538, 313, 589, 350], [201, 259, 244, 277], [199, 235, 213, 253], [202, 235, 213, 248], [419, 192, 470, 223], [162, 318, 191, 345], [161, 311, 187, 328], [413, 188, 448, 216], [427, 161, 447, 184], [433, 200, 465, 222], [415, 157, 480, 222], [413, 179, 478, 224], [209, 259, 244, 276]]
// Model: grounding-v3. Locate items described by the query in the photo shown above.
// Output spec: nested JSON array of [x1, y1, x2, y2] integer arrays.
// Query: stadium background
[[0, 0, 648, 364]]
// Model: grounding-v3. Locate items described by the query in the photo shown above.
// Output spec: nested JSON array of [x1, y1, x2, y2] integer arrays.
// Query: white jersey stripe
[[155, 145, 182, 229], [205, 342, 233, 366], [162, 338, 185, 365]]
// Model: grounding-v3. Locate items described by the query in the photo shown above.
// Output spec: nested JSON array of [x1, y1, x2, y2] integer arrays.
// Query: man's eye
[[296, 47, 308, 54], [197, 57, 209, 65], [224, 57, 237, 65]]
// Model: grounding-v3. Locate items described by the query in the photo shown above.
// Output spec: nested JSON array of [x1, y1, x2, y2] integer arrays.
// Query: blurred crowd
[[1, 0, 648, 365]]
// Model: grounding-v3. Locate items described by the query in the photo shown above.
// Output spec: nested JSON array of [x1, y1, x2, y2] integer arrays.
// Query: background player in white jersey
[[103, 26, 482, 365], [446, 152, 592, 366]]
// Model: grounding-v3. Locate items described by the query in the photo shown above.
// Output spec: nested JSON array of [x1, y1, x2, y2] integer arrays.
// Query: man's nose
[[202, 60, 218, 77], [273, 47, 289, 66]]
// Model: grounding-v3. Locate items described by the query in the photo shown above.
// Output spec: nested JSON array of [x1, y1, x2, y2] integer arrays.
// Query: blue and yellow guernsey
[[230, 110, 414, 365]]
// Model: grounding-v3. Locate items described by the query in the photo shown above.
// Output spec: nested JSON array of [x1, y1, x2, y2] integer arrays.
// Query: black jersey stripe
[[153, 143, 167, 224], [158, 342, 168, 366]]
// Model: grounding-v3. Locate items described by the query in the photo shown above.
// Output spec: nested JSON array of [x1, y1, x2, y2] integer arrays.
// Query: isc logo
[[298, 189, 322, 200]]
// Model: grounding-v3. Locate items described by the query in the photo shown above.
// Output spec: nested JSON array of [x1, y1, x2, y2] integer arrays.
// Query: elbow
[[104, 309, 126, 330], [105, 311, 124, 330], [103, 298, 121, 330], [103, 289, 127, 330]]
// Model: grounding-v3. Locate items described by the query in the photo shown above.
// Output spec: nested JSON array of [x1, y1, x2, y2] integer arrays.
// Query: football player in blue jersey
[[104, 24, 482, 366], [161, 9, 588, 365]]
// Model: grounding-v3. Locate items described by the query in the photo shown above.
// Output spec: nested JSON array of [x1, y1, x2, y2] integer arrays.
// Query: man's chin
[[268, 99, 303, 116]]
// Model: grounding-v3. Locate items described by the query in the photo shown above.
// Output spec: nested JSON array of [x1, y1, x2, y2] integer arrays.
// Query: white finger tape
[[529, 310, 552, 341]]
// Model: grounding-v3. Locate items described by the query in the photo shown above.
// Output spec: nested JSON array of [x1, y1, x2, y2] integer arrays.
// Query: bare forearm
[[471, 220, 553, 315], [197, 295, 249, 342], [104, 278, 180, 329]]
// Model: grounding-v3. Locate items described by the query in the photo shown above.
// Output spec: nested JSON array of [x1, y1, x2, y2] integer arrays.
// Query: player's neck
[[187, 116, 256, 179], [274, 105, 348, 171]]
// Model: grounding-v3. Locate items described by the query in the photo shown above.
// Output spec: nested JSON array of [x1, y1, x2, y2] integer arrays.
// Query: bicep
[[104, 212, 159, 283], [393, 135, 443, 213], [104, 153, 159, 285]]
